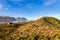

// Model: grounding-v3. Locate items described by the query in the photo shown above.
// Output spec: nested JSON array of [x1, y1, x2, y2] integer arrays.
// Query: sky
[[0, 0, 60, 20]]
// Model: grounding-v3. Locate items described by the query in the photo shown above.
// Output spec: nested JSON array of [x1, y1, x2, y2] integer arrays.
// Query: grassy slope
[[0, 17, 60, 40]]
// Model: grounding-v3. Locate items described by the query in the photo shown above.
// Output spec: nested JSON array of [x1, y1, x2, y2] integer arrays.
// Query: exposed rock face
[[0, 16, 27, 23], [0, 16, 15, 22]]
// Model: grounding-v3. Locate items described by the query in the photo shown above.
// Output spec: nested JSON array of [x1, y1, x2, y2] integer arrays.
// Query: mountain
[[0, 17, 60, 40], [0, 16, 27, 23], [16, 17, 27, 22], [37, 17, 60, 26], [0, 16, 16, 22]]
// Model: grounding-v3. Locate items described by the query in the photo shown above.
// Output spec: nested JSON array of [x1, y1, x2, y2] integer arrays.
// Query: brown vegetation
[[0, 17, 60, 40]]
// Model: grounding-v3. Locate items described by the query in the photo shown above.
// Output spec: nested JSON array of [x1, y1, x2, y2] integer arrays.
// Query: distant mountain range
[[0, 16, 27, 23]]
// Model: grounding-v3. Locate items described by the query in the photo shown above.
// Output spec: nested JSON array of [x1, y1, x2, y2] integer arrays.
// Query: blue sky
[[0, 0, 60, 20]]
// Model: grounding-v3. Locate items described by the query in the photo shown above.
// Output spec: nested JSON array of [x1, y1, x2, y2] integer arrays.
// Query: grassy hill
[[0, 17, 60, 40]]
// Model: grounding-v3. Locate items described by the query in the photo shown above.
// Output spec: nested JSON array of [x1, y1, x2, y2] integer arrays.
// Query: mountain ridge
[[0, 17, 60, 40], [0, 16, 27, 23]]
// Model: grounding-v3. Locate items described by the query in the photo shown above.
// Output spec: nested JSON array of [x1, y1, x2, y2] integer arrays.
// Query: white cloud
[[44, 0, 59, 6], [10, 0, 23, 2], [3, 3, 11, 10], [0, 0, 11, 10], [0, 4, 3, 9], [26, 4, 33, 8], [17, 8, 23, 11], [9, 0, 23, 6]]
